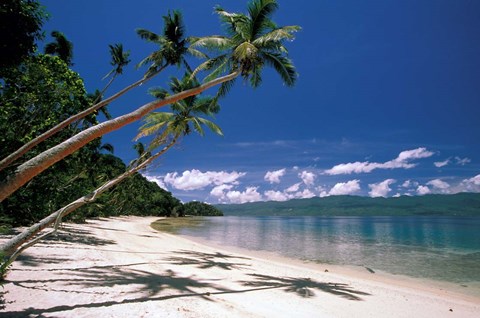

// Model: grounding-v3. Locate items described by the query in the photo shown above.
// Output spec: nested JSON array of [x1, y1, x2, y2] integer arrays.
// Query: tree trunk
[[0, 67, 165, 172], [0, 136, 177, 269], [0, 71, 239, 202]]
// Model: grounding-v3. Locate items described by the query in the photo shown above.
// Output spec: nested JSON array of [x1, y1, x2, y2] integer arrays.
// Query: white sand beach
[[1, 216, 478, 317]]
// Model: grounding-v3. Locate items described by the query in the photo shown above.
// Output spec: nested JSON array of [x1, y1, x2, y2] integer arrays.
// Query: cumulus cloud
[[402, 180, 418, 188], [416, 185, 431, 195], [264, 190, 289, 202], [427, 179, 450, 190], [434, 158, 450, 168], [294, 189, 316, 199], [264, 168, 286, 184], [329, 180, 361, 196], [285, 182, 301, 193], [458, 174, 480, 192], [368, 179, 396, 198], [144, 175, 167, 189], [224, 187, 262, 204], [210, 184, 234, 198], [324, 147, 434, 175], [299, 171, 316, 186], [164, 169, 245, 191]]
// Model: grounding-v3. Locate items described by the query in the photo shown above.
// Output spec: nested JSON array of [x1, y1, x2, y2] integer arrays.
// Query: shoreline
[[1, 216, 479, 317], [178, 231, 480, 301]]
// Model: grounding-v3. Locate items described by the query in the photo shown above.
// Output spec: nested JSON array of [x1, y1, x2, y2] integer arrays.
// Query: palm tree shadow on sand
[[240, 273, 371, 300], [2, 254, 371, 317], [166, 249, 252, 271]]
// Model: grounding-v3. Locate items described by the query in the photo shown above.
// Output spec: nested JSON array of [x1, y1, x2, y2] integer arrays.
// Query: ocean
[[174, 216, 480, 286]]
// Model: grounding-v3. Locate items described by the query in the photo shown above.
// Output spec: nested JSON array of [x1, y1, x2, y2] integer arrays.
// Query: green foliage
[[44, 31, 74, 66], [192, 0, 300, 97], [184, 201, 224, 216], [0, 0, 47, 73], [217, 193, 480, 217]]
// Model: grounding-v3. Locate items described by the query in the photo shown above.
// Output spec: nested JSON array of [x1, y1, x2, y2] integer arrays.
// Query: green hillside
[[216, 193, 480, 216]]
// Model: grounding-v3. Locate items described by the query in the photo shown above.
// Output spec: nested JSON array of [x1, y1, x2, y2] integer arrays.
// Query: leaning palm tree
[[136, 10, 207, 77], [136, 74, 222, 146], [0, 0, 298, 202], [44, 31, 74, 66], [0, 75, 223, 270], [0, 11, 197, 173], [192, 0, 300, 95]]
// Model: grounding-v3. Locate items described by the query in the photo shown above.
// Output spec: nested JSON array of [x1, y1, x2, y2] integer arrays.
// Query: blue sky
[[41, 0, 480, 203]]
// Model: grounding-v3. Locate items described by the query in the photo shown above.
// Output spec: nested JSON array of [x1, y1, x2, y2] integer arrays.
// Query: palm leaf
[[261, 51, 297, 86], [197, 117, 223, 136], [253, 25, 300, 47], [248, 0, 279, 39]]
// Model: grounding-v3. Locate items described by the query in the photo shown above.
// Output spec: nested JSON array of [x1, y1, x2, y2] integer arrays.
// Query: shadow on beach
[[1, 240, 371, 317], [166, 249, 252, 271]]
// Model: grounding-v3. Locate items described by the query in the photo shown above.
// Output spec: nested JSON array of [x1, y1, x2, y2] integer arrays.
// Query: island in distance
[[216, 193, 480, 217]]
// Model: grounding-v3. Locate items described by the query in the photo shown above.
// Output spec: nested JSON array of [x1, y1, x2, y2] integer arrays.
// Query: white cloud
[[299, 171, 316, 186], [264, 168, 286, 184], [294, 189, 316, 199], [434, 158, 450, 168], [416, 185, 431, 195], [224, 186, 262, 204], [329, 180, 361, 196], [401, 180, 418, 188], [368, 179, 396, 198], [210, 184, 234, 198], [285, 182, 301, 193], [264, 190, 289, 202], [427, 179, 450, 190], [324, 147, 434, 175], [164, 169, 245, 191], [458, 174, 480, 193], [455, 157, 471, 166], [144, 175, 167, 190]]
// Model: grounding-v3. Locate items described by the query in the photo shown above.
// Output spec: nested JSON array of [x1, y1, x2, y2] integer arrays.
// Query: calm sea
[[175, 216, 480, 285]]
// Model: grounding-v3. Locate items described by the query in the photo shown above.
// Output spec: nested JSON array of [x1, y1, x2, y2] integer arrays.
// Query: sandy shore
[[1, 216, 478, 317]]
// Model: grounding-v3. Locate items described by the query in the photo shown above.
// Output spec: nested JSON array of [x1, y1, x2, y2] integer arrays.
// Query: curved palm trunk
[[0, 66, 166, 172], [0, 71, 239, 202], [0, 135, 178, 271]]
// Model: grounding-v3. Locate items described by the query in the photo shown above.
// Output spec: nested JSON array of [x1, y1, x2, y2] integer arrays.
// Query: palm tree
[[136, 10, 207, 77], [44, 31, 74, 66], [0, 75, 223, 270], [0, 11, 195, 173], [136, 74, 223, 146], [192, 0, 300, 94], [0, 0, 298, 201], [97, 43, 131, 100]]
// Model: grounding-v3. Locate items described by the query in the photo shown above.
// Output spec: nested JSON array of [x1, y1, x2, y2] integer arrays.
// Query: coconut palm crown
[[192, 0, 300, 92], [136, 10, 207, 78], [136, 74, 222, 151]]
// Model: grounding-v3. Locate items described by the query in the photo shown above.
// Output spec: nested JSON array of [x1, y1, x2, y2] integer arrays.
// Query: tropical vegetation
[[0, 0, 299, 274]]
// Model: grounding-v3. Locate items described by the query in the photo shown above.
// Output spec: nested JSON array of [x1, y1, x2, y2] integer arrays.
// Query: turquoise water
[[176, 216, 480, 284]]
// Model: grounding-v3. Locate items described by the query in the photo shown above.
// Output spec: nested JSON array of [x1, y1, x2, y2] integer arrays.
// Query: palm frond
[[190, 36, 232, 51], [136, 28, 162, 42], [253, 25, 300, 47], [148, 87, 169, 99], [216, 76, 237, 98], [163, 10, 185, 43], [248, 0, 279, 39], [249, 65, 263, 88], [202, 56, 233, 83], [197, 117, 224, 136], [261, 51, 297, 86], [135, 112, 174, 140]]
